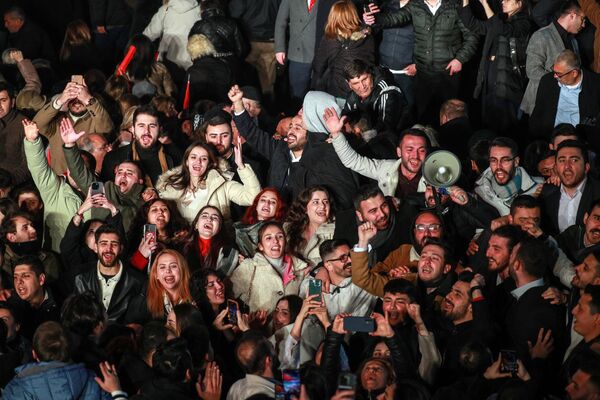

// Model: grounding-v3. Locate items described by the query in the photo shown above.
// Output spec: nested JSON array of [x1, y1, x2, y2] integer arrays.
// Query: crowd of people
[[1, 0, 600, 398]]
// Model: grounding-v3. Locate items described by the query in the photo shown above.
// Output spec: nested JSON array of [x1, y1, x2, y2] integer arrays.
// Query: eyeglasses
[[488, 156, 515, 166], [415, 224, 441, 232], [364, 366, 385, 373], [553, 69, 577, 79], [327, 253, 351, 263]]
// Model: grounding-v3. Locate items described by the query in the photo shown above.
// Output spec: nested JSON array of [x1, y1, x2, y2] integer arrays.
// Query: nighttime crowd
[[2, 0, 600, 398]]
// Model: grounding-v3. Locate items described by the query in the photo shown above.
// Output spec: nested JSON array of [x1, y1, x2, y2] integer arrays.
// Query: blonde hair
[[324, 0, 361, 39], [147, 249, 193, 319], [59, 20, 92, 61]]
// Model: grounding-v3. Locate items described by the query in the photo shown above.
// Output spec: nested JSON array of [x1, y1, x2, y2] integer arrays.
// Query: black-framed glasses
[[488, 156, 515, 166], [553, 68, 577, 79], [327, 253, 351, 263]]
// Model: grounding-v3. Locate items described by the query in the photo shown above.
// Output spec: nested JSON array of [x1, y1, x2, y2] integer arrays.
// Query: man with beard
[[310, 239, 376, 318], [436, 271, 494, 388], [475, 137, 541, 216], [326, 112, 430, 200], [0, 212, 61, 292], [229, 85, 308, 203], [73, 225, 144, 323], [61, 118, 145, 231], [540, 140, 600, 236], [351, 210, 443, 297], [559, 200, 600, 263], [33, 80, 113, 177], [101, 105, 182, 186]]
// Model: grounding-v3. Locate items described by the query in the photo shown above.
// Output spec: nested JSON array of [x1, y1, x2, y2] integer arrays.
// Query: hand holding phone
[[343, 316, 375, 333], [308, 279, 323, 303], [227, 299, 238, 325], [500, 350, 518, 374]]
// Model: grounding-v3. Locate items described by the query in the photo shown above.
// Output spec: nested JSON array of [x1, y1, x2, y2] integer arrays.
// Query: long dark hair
[[125, 34, 155, 81], [165, 141, 219, 192], [285, 186, 334, 258], [126, 198, 189, 248], [181, 205, 231, 272], [189, 269, 232, 323]]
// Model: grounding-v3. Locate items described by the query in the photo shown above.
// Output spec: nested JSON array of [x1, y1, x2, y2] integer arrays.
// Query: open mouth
[[140, 134, 153, 145], [16, 287, 26, 297], [202, 222, 213, 230], [215, 289, 224, 299], [163, 276, 175, 285]]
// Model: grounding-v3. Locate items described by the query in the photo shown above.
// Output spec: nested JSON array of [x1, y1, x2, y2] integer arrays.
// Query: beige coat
[[284, 222, 335, 267], [230, 253, 309, 313], [156, 165, 261, 222]]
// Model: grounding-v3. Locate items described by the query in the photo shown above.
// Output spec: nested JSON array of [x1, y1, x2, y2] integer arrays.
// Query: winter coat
[[3, 361, 110, 400], [89, 0, 132, 28], [379, 0, 415, 70], [230, 252, 309, 312], [156, 165, 261, 223], [284, 221, 335, 267], [33, 96, 114, 176], [122, 61, 177, 98], [312, 30, 376, 98], [228, 0, 281, 41], [189, 8, 248, 58], [375, 0, 479, 73], [274, 0, 318, 63], [143, 0, 201, 69], [459, 8, 532, 104], [0, 109, 29, 185]]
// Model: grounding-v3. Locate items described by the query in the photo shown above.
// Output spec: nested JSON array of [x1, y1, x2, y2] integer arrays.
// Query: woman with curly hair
[[284, 186, 335, 267], [180, 205, 239, 275], [233, 188, 287, 258], [146, 249, 194, 319], [156, 141, 261, 224], [127, 198, 189, 272]]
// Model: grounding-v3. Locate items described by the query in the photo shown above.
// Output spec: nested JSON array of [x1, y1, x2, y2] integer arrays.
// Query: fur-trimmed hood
[[187, 34, 216, 60]]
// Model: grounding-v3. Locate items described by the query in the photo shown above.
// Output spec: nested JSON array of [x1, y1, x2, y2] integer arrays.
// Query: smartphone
[[91, 181, 105, 196], [71, 74, 84, 85], [343, 316, 375, 333], [338, 372, 357, 391], [282, 369, 301, 399], [308, 279, 322, 303], [500, 350, 518, 374], [143, 224, 157, 244], [227, 299, 238, 325]]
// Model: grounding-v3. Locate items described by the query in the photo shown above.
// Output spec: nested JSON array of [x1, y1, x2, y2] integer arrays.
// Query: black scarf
[[7, 239, 42, 256]]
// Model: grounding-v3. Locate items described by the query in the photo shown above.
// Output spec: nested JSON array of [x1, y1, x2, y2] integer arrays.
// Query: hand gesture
[[275, 52, 286, 65], [402, 64, 417, 77], [323, 107, 346, 138], [0, 289, 13, 301], [448, 186, 468, 205], [470, 273, 486, 289], [58, 82, 79, 107], [358, 221, 377, 249], [248, 310, 269, 329], [213, 309, 234, 331], [22, 119, 40, 142], [141, 188, 157, 202], [406, 303, 424, 325], [228, 85, 244, 112], [389, 265, 411, 279], [138, 233, 158, 258], [9, 50, 23, 63], [75, 82, 93, 105], [59, 118, 86, 147], [196, 361, 223, 400], [315, 268, 332, 293], [445, 59, 462, 76], [371, 312, 394, 338], [236, 310, 250, 332], [92, 193, 118, 216], [234, 136, 245, 170], [332, 313, 350, 335], [542, 287, 567, 305], [363, 3, 381, 25], [466, 239, 479, 256], [299, 294, 322, 321], [528, 328, 554, 359], [95, 362, 122, 393], [76, 188, 95, 216], [308, 299, 331, 330], [545, 173, 561, 187], [331, 390, 356, 399], [523, 222, 543, 238], [490, 215, 509, 231], [483, 354, 513, 380]]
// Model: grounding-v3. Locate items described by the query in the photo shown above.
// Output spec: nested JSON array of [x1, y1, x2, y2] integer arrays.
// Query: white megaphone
[[422, 150, 462, 197]]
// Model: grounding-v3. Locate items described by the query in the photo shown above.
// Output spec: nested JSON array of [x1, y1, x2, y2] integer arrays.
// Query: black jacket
[[539, 177, 600, 237], [557, 224, 600, 263], [186, 56, 238, 104], [529, 70, 600, 139], [189, 8, 248, 59], [135, 377, 196, 400], [89, 0, 132, 28], [8, 289, 60, 341], [8, 21, 55, 63], [228, 0, 281, 41], [74, 263, 146, 324]]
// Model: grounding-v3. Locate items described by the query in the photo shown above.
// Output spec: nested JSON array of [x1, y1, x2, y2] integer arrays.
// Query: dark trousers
[[288, 60, 313, 102], [415, 70, 460, 124]]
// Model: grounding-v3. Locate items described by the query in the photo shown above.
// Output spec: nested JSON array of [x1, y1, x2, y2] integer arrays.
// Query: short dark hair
[[559, 0, 582, 17], [491, 225, 525, 253], [153, 338, 193, 382], [585, 285, 600, 314], [556, 139, 589, 164], [0, 300, 20, 325], [489, 137, 519, 158], [353, 185, 385, 211], [33, 321, 70, 362], [398, 128, 432, 149], [422, 237, 455, 266], [343, 59, 373, 80], [4, 6, 25, 21], [133, 104, 161, 126], [469, 139, 491, 172], [551, 123, 580, 143], [94, 224, 123, 244], [12, 255, 45, 277], [383, 278, 418, 303], [577, 352, 600, 392], [0, 169, 13, 189], [588, 198, 600, 214], [61, 292, 105, 336], [515, 237, 550, 279], [0, 211, 33, 241], [0, 82, 15, 100], [278, 295, 303, 323], [235, 330, 275, 375], [510, 195, 540, 215], [319, 239, 350, 261]]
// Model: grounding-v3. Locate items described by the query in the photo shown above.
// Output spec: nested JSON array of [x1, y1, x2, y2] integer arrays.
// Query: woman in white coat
[[156, 141, 261, 223], [230, 222, 310, 313], [143, 0, 200, 70]]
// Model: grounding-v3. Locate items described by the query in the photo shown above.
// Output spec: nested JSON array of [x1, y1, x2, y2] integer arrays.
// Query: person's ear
[[185, 369, 192, 383], [507, 215, 514, 225], [32, 349, 39, 362], [514, 156, 520, 166], [470, 160, 478, 173], [586, 162, 591, 174], [6, 232, 16, 243], [355, 210, 364, 223], [38, 273, 46, 287], [396, 146, 402, 159], [584, 212, 590, 225], [443, 263, 452, 274]]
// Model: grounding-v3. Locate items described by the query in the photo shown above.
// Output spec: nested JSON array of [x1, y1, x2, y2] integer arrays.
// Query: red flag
[[183, 77, 191, 110], [117, 45, 137, 76]]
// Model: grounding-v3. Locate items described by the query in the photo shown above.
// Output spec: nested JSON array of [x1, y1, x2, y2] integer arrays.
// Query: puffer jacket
[[312, 29, 376, 98], [3, 361, 110, 400], [230, 252, 309, 312], [156, 165, 261, 223], [189, 7, 248, 58], [143, 0, 201, 69], [375, 0, 479, 73], [459, 8, 532, 103], [379, 0, 415, 70]]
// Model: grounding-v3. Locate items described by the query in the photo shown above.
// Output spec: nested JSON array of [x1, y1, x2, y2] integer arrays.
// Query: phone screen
[[500, 350, 518, 373], [282, 369, 301, 399], [143, 224, 157, 244], [308, 279, 322, 303], [338, 372, 357, 391], [227, 300, 238, 325]]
